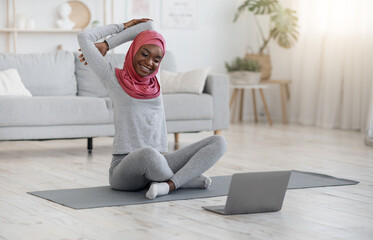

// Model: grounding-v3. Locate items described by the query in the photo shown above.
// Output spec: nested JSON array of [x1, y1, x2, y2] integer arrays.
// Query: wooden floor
[[0, 123, 372, 240]]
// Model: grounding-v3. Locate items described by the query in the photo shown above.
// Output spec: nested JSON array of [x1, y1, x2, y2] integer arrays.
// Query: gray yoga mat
[[28, 170, 359, 209]]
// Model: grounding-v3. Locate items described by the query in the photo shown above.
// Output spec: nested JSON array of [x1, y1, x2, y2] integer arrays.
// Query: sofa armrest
[[203, 73, 230, 131]]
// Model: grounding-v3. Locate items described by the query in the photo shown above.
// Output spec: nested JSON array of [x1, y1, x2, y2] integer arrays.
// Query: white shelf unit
[[0, 28, 83, 33], [2, 0, 114, 53]]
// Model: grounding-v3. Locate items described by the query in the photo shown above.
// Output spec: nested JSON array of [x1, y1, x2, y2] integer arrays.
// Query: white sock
[[145, 182, 170, 200], [181, 175, 212, 189]]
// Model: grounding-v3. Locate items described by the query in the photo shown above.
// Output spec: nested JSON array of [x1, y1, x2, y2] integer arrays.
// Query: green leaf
[[271, 7, 299, 48], [235, 0, 280, 17], [233, 0, 299, 50], [233, 2, 250, 21]]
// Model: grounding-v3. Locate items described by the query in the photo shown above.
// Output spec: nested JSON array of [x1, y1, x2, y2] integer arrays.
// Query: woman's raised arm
[[77, 23, 124, 84], [105, 20, 154, 50]]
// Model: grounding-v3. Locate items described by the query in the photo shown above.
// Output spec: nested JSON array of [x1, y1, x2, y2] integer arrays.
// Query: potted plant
[[234, 0, 299, 80], [225, 57, 262, 85]]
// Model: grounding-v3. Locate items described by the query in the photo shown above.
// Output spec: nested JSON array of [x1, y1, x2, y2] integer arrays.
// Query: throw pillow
[[0, 68, 32, 97], [160, 67, 211, 94]]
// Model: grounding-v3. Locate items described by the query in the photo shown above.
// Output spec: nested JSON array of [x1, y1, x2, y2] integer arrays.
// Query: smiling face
[[132, 44, 164, 77]]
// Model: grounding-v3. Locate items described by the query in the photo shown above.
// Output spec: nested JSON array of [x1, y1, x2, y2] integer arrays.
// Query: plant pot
[[245, 53, 272, 81], [229, 71, 261, 85]]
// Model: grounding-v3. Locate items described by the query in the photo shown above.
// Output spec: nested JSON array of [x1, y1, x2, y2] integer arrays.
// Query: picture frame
[[161, 0, 198, 28], [126, 0, 154, 20]]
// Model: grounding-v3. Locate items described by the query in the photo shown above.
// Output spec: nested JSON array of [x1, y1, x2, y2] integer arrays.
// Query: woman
[[77, 19, 226, 199]]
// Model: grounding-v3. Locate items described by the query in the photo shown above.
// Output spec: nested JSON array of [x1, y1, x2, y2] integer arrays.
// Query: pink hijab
[[115, 30, 166, 99]]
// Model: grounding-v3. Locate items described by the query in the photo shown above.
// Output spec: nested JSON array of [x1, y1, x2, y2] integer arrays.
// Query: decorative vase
[[25, 18, 36, 29], [56, 3, 75, 29], [16, 13, 27, 29]]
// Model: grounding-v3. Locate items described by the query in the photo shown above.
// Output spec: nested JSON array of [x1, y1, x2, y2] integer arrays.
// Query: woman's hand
[[123, 18, 152, 29], [78, 41, 109, 65]]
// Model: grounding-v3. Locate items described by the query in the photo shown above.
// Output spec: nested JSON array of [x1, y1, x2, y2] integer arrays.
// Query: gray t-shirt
[[77, 22, 168, 154]]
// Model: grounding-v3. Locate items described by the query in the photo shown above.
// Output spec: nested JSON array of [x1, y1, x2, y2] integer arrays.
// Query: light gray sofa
[[0, 51, 229, 151]]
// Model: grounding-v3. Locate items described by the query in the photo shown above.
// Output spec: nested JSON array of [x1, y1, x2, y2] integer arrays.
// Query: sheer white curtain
[[366, 95, 373, 146], [366, 117, 373, 146], [289, 0, 373, 131]]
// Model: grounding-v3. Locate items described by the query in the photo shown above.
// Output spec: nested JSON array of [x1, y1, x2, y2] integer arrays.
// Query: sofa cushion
[[74, 52, 125, 97], [0, 69, 32, 97], [162, 93, 213, 120], [160, 67, 211, 94], [0, 96, 113, 127], [0, 51, 76, 96]]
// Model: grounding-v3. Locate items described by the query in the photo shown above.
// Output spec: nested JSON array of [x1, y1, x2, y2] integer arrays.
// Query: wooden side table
[[230, 84, 272, 126], [260, 79, 292, 124]]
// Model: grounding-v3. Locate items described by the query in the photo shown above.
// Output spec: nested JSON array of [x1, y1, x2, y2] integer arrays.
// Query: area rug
[[28, 170, 359, 209]]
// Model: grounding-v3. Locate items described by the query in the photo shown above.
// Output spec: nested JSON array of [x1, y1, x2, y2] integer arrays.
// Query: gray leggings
[[109, 135, 226, 190]]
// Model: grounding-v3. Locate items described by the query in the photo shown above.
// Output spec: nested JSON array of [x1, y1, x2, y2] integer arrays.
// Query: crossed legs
[[164, 135, 226, 188], [109, 135, 226, 199]]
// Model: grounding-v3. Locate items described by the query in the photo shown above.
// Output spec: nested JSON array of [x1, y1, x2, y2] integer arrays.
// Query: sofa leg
[[214, 130, 221, 135], [174, 133, 179, 149], [87, 138, 93, 153]]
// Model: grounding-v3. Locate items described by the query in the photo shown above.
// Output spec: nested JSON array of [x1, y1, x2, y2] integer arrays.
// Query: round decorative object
[[68, 1, 91, 29], [229, 71, 261, 85]]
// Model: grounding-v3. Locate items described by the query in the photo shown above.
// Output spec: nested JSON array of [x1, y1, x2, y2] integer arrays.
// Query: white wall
[[156, 1, 250, 73]]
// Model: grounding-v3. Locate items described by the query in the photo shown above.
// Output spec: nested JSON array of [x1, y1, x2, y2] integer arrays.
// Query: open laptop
[[202, 171, 291, 215]]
